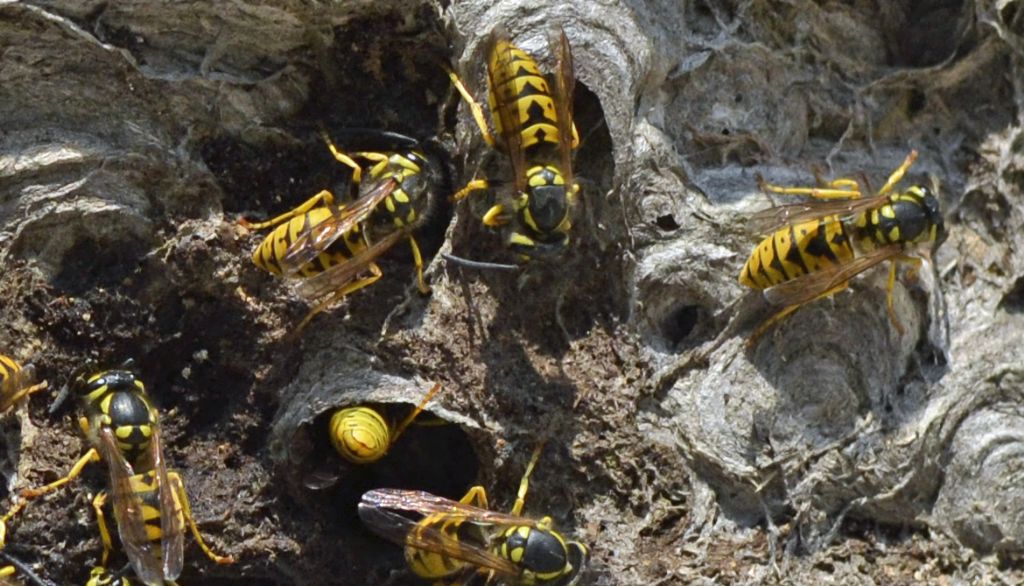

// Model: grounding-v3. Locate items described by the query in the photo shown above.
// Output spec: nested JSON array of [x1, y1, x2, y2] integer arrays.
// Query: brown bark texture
[[1, 0, 1024, 584]]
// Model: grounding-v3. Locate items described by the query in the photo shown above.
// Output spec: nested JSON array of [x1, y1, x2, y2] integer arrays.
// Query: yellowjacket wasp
[[243, 130, 441, 331], [449, 27, 580, 262], [359, 443, 588, 585], [740, 150, 944, 341], [3, 360, 232, 585]]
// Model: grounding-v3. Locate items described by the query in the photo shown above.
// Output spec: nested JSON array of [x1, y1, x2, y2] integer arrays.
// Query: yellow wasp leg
[[458, 485, 489, 509], [320, 131, 364, 184], [390, 383, 442, 447], [294, 262, 384, 333], [482, 204, 509, 227], [747, 283, 851, 348], [19, 446, 100, 498], [885, 255, 924, 336], [757, 179, 862, 200], [242, 190, 336, 231], [451, 179, 490, 202], [2, 380, 47, 409], [510, 442, 545, 517], [350, 151, 390, 182], [170, 473, 235, 565], [407, 235, 430, 294], [91, 492, 114, 567], [570, 122, 580, 149], [876, 150, 919, 197], [0, 566, 13, 577], [447, 70, 495, 147]]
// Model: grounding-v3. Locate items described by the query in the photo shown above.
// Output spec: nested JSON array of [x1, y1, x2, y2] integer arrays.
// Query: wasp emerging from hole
[[359, 443, 588, 586], [242, 130, 441, 331], [740, 150, 944, 343], [2, 360, 233, 586], [330, 382, 443, 465], [448, 27, 580, 262]]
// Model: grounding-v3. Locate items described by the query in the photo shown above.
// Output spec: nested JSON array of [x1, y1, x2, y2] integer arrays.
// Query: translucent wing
[[293, 227, 406, 301], [97, 427, 165, 586], [748, 194, 890, 236], [550, 26, 576, 190], [486, 28, 529, 194], [764, 244, 902, 308], [150, 424, 185, 581], [359, 493, 522, 577], [361, 489, 541, 527], [279, 177, 398, 276]]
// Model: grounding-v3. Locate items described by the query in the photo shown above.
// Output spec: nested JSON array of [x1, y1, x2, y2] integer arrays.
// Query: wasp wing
[[763, 244, 903, 308], [550, 26, 576, 191], [486, 28, 529, 195], [361, 489, 541, 527], [358, 495, 521, 577], [146, 423, 186, 581], [747, 194, 889, 236], [97, 427, 165, 586], [293, 227, 406, 301], [279, 177, 398, 276]]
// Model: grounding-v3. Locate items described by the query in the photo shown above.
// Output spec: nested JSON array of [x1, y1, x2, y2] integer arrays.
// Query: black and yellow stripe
[[488, 39, 563, 155], [740, 217, 854, 290]]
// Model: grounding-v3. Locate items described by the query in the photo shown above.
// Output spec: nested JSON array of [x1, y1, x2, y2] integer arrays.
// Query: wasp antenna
[[442, 253, 519, 271], [0, 550, 59, 586]]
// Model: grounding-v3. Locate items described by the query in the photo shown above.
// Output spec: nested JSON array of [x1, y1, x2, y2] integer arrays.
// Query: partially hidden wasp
[[739, 150, 944, 342], [448, 27, 580, 262], [242, 130, 441, 331], [359, 442, 588, 586], [0, 354, 47, 413], [2, 360, 233, 586], [330, 382, 443, 465], [0, 354, 47, 582]]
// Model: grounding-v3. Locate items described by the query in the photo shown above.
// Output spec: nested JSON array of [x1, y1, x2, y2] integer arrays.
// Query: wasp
[[330, 382, 443, 465], [448, 27, 580, 262], [0, 354, 47, 413], [740, 150, 944, 342], [4, 360, 233, 586], [243, 130, 440, 330], [359, 443, 588, 586]]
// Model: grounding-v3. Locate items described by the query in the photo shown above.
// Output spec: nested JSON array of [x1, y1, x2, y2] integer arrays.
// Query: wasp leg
[[241, 190, 337, 231], [458, 485, 489, 509], [320, 131, 364, 184], [756, 175, 862, 200], [510, 442, 545, 517], [447, 70, 495, 147], [876, 150, 918, 197], [390, 383, 443, 445], [0, 380, 47, 411], [294, 263, 384, 333], [168, 472, 235, 565], [407, 235, 430, 294], [91, 492, 114, 568], [0, 566, 12, 577], [451, 179, 490, 203], [18, 447, 100, 499], [747, 282, 851, 349], [482, 204, 510, 227], [885, 255, 924, 336]]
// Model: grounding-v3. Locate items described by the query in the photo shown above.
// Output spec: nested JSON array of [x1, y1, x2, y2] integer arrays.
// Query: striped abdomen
[[328, 407, 390, 464], [488, 39, 564, 157], [405, 515, 476, 581], [251, 207, 364, 278], [0, 355, 25, 401], [740, 216, 855, 289]]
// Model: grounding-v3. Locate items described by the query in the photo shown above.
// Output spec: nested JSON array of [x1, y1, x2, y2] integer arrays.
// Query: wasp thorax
[[501, 525, 571, 577]]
